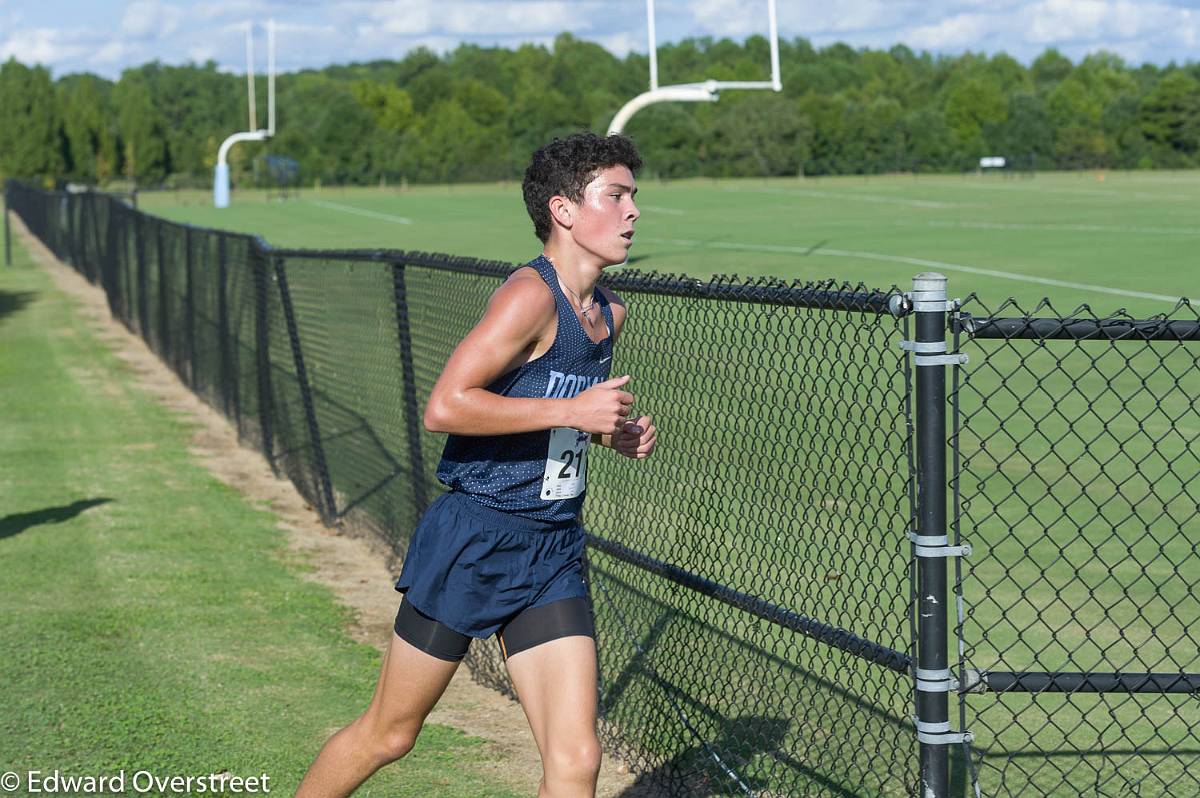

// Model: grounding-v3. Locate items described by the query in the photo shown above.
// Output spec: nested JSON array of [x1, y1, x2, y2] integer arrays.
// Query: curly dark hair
[[522, 132, 643, 243]]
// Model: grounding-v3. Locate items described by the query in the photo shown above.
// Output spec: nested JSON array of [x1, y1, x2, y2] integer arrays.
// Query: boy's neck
[[541, 244, 602, 299]]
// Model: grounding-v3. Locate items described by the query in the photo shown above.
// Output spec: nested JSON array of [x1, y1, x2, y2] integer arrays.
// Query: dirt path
[[13, 216, 644, 798]]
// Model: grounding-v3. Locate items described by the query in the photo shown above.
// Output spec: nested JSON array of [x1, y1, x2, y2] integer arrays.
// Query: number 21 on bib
[[542, 427, 590, 499]]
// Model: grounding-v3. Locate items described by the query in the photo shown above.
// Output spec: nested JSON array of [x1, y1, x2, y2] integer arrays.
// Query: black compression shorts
[[393, 596, 595, 662]]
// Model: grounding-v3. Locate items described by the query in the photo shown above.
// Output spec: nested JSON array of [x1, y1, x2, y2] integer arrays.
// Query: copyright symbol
[[1, 771, 20, 791]]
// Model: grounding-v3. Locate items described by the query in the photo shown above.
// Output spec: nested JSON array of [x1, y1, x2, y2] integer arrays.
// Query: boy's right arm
[[423, 274, 634, 437]]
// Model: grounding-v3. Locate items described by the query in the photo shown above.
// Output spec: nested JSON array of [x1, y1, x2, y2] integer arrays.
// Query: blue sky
[[2, 0, 1198, 79]]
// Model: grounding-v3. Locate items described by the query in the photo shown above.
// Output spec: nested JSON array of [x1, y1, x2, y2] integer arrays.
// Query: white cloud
[[1024, 0, 1193, 44], [446, 2, 580, 36], [344, 0, 581, 37], [342, 0, 434, 36], [91, 39, 134, 66], [186, 44, 216, 62], [777, 1, 924, 36], [121, 0, 185, 40], [593, 30, 641, 56], [1026, 0, 1110, 42], [191, 0, 270, 22], [7, 0, 1200, 80], [0, 26, 94, 66], [690, 0, 763, 38], [903, 12, 994, 50]]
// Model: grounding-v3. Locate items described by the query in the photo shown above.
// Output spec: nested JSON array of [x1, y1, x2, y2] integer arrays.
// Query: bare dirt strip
[[13, 216, 646, 798]]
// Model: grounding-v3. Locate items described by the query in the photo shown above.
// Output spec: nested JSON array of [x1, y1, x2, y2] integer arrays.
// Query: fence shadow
[[0, 289, 37, 324], [0, 498, 114, 540]]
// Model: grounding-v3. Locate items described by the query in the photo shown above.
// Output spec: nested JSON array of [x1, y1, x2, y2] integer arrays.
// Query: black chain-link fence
[[7, 178, 1198, 797], [950, 300, 1200, 797]]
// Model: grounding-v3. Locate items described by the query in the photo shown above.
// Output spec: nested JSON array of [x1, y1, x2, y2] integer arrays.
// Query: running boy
[[295, 132, 656, 798]]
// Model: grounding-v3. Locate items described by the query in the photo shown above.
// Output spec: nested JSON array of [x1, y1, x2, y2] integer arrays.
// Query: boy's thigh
[[502, 614, 599, 745], [363, 626, 462, 734], [496, 595, 594, 661]]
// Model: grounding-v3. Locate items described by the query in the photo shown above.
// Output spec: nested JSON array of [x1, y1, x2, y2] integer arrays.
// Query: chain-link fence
[[950, 300, 1200, 797], [6, 178, 1198, 797]]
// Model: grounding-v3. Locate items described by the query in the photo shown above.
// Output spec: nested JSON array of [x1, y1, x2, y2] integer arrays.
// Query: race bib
[[542, 427, 590, 500]]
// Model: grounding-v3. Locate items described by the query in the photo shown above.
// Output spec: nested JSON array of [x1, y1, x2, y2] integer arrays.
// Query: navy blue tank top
[[435, 255, 615, 524]]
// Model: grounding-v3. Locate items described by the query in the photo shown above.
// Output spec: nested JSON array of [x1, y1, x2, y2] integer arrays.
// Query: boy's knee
[[377, 727, 419, 763], [546, 736, 602, 781], [355, 715, 421, 764]]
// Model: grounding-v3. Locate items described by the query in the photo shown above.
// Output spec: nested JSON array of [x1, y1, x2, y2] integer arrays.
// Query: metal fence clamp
[[908, 531, 971, 559], [914, 719, 973, 745], [899, 339, 969, 367], [906, 292, 961, 314], [915, 667, 959, 693]]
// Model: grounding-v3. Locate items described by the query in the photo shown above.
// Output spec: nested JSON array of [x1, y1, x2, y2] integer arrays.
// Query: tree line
[[1, 33, 1198, 188]]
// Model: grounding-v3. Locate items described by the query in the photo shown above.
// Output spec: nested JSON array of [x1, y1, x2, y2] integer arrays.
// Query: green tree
[[991, 92, 1054, 163], [0, 58, 64, 180], [1140, 71, 1200, 159], [1032, 49, 1073, 89], [57, 74, 118, 181], [705, 93, 811, 176], [351, 80, 415, 133], [1046, 75, 1108, 166], [943, 77, 1007, 156], [112, 72, 169, 182]]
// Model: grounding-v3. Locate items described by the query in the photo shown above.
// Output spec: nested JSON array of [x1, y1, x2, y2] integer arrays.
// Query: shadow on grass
[[617, 714, 853, 798], [0, 498, 113, 540], [0, 289, 38, 324]]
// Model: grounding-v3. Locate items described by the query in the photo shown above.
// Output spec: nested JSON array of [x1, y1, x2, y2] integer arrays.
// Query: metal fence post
[[217, 234, 233, 419], [184, 227, 195, 389], [5, 183, 12, 267], [156, 223, 169, 360], [908, 272, 970, 798], [273, 255, 336, 524], [252, 245, 274, 465], [135, 214, 149, 337], [391, 261, 430, 514]]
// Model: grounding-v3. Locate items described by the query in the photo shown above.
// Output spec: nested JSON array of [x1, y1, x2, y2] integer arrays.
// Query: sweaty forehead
[[583, 164, 635, 192]]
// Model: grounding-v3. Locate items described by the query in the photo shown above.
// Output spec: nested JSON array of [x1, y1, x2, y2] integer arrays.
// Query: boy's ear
[[548, 195, 573, 230]]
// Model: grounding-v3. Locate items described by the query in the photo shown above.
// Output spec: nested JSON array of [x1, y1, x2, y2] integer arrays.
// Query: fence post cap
[[912, 272, 947, 305], [912, 272, 946, 290]]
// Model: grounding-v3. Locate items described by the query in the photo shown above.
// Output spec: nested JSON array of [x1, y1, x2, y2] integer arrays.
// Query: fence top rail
[[9, 179, 906, 314], [955, 314, 1200, 342], [265, 245, 908, 313]]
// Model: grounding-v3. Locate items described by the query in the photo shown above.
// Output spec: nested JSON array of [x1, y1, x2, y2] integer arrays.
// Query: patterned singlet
[[435, 255, 615, 524]]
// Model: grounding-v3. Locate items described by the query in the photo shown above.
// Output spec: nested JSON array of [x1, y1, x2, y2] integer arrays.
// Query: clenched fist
[[572, 374, 635, 435], [611, 414, 656, 459]]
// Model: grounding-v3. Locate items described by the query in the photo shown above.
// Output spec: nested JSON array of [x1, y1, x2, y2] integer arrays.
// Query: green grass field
[[0, 234, 521, 797], [12, 170, 1183, 797], [135, 171, 1200, 797], [142, 170, 1200, 318]]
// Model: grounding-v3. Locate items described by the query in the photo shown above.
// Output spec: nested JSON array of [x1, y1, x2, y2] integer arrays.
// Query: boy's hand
[[612, 414, 656, 459], [573, 375, 634, 435]]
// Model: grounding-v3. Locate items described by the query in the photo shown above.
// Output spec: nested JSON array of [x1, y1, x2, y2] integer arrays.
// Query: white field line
[[910, 179, 1195, 202], [921, 220, 1200, 236], [307, 199, 412, 224], [639, 204, 686, 216], [641, 236, 1186, 304], [727, 185, 961, 209]]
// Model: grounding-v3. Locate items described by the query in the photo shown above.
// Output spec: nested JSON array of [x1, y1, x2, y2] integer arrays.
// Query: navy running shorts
[[394, 490, 590, 639]]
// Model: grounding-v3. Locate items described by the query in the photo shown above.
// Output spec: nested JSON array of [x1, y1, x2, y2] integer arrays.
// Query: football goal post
[[214, 20, 276, 208], [607, 0, 782, 135]]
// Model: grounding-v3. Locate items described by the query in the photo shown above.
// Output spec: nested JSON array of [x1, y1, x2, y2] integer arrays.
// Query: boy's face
[[562, 164, 639, 266]]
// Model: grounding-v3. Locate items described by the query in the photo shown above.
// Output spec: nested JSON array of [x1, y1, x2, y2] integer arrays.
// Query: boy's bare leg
[[506, 635, 602, 798], [295, 633, 461, 798]]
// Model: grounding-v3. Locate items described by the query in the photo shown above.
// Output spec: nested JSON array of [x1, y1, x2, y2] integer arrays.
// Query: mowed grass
[[141, 170, 1200, 317], [0, 234, 520, 797], [139, 171, 1200, 796]]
